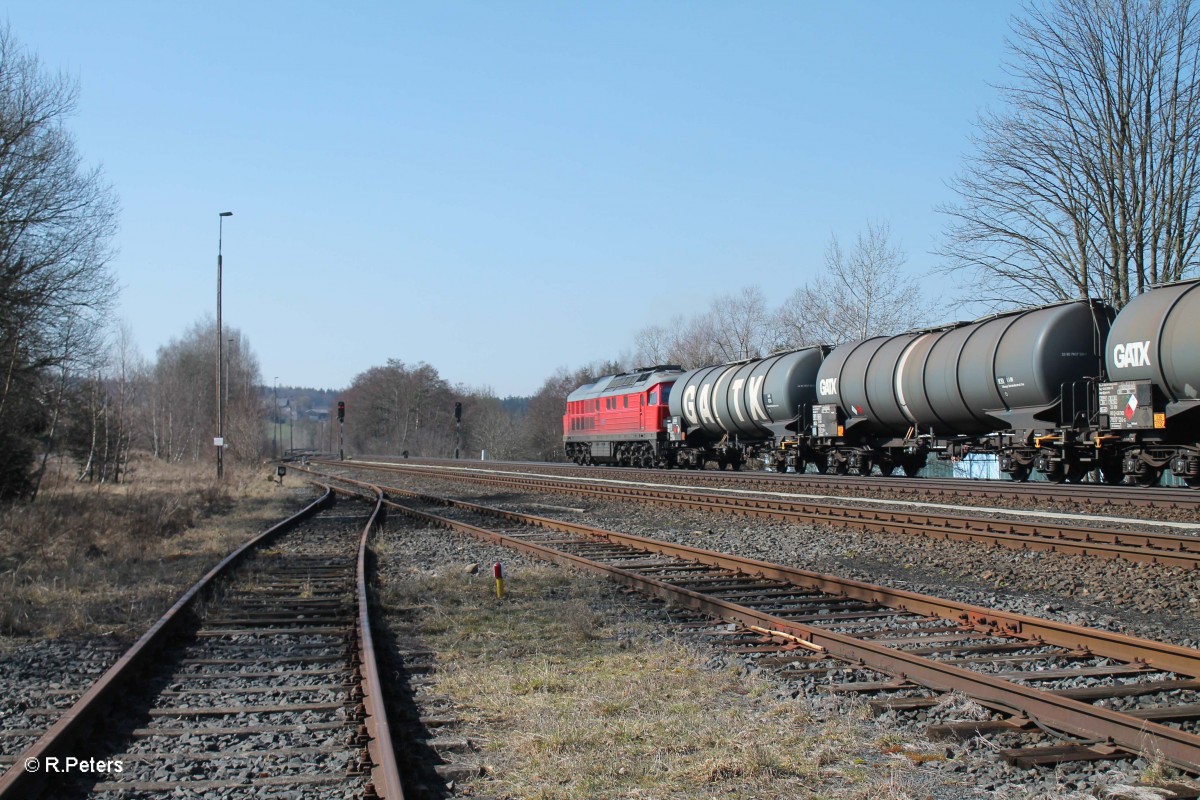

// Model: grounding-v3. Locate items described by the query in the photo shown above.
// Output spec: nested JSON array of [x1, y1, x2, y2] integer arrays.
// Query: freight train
[[562, 278, 1200, 486]]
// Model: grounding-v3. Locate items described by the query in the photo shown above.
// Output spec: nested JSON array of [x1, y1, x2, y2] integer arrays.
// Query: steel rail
[[316, 461, 1200, 570], [353, 455, 1200, 510], [0, 488, 406, 798], [0, 490, 335, 799], [308, 470, 1200, 772], [351, 485, 405, 800]]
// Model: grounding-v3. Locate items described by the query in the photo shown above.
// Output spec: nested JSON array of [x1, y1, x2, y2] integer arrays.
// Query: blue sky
[[6, 2, 1019, 396]]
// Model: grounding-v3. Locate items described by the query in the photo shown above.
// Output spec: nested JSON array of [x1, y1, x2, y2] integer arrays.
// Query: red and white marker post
[[493, 562, 505, 599]]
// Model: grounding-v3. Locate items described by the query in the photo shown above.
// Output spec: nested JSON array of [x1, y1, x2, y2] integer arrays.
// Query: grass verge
[[0, 455, 307, 641], [380, 556, 948, 800]]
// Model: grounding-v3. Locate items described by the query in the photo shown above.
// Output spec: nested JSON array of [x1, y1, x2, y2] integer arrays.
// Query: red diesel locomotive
[[562, 366, 683, 466]]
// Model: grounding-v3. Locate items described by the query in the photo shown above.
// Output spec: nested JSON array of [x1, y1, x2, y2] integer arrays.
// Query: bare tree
[[940, 0, 1200, 308], [463, 389, 523, 461], [630, 323, 674, 367], [631, 312, 725, 370], [708, 286, 773, 362], [0, 25, 118, 498], [775, 221, 937, 346], [343, 360, 458, 456], [149, 320, 264, 465]]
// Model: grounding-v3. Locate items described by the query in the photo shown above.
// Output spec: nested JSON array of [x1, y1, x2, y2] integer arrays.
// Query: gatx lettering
[[819, 378, 838, 397], [1112, 341, 1152, 369]]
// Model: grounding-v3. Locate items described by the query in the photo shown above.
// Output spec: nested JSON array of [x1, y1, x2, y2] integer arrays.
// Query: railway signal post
[[454, 401, 462, 459], [337, 400, 345, 461]]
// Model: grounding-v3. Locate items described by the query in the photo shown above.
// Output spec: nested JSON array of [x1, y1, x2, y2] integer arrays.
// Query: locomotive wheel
[[1187, 476, 1200, 489]]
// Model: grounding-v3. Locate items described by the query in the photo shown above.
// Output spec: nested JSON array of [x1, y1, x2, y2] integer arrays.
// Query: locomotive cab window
[[648, 391, 657, 406]]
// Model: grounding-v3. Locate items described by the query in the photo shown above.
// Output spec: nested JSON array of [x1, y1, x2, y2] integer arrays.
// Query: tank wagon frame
[[562, 280, 1200, 487]]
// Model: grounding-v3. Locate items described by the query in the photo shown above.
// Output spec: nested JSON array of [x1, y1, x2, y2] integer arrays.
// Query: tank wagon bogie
[[562, 279, 1200, 487]]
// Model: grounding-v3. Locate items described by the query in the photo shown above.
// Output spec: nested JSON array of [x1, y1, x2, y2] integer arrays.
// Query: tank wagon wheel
[[857, 457, 873, 476], [1042, 463, 1067, 484], [813, 455, 829, 475], [830, 460, 849, 476], [1008, 465, 1032, 482], [901, 460, 923, 478], [1187, 476, 1200, 489], [875, 457, 897, 477], [1133, 465, 1164, 487]]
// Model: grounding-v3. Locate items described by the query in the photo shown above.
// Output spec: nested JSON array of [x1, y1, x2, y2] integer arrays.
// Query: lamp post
[[225, 335, 234, 433], [273, 377, 279, 459], [216, 211, 232, 479]]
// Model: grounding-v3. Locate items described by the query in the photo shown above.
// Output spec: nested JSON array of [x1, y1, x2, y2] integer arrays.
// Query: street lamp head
[[219, 211, 233, 217]]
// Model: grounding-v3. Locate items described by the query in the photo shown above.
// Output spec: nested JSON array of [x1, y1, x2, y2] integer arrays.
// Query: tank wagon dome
[[1105, 278, 1200, 407], [815, 299, 1112, 436], [666, 347, 827, 440]]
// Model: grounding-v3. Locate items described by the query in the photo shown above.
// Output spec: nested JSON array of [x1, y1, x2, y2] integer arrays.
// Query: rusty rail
[[350, 486, 405, 799], [347, 455, 1200, 510], [0, 486, 405, 799], [312, 461, 1200, 570]]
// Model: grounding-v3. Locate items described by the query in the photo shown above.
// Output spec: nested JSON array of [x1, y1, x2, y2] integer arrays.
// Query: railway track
[[360, 455, 1200, 511], [313, 459, 1200, 571], [307, 468, 1200, 782], [0, 487, 402, 799]]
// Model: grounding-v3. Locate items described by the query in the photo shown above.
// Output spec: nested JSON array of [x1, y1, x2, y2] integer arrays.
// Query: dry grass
[[380, 560, 948, 800], [0, 454, 305, 641]]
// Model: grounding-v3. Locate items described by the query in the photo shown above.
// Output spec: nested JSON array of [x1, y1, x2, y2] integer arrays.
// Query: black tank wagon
[[811, 298, 1112, 481], [1098, 278, 1200, 486]]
